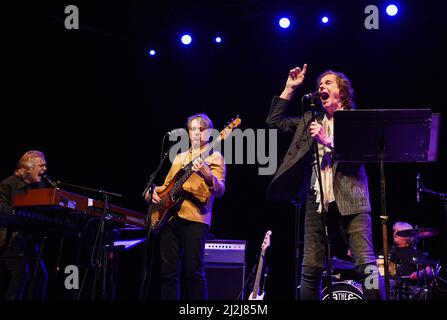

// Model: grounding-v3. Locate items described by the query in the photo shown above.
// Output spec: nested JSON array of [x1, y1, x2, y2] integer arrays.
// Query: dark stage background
[[2, 0, 447, 300]]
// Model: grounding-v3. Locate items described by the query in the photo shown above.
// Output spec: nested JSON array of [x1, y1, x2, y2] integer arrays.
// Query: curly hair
[[317, 70, 356, 110]]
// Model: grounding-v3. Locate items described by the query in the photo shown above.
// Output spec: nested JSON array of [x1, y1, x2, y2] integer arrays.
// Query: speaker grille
[[205, 263, 246, 300]]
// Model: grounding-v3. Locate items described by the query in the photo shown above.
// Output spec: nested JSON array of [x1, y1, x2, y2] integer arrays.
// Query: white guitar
[[248, 230, 272, 300]]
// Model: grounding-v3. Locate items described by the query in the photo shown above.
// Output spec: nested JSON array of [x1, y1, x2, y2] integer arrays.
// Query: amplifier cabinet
[[204, 239, 246, 265]]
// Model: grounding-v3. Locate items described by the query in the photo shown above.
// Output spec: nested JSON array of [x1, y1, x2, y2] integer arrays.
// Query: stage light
[[321, 16, 329, 24], [181, 34, 192, 45], [278, 17, 291, 29], [215, 36, 222, 43], [386, 4, 398, 16], [148, 49, 156, 56]]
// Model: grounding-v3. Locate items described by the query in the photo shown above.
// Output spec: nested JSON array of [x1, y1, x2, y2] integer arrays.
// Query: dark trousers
[[300, 193, 383, 300], [0, 234, 48, 300], [159, 217, 209, 300], [0, 252, 28, 300]]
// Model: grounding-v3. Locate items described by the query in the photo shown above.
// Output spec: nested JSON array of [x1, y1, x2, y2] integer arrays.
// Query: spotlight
[[181, 34, 192, 45], [278, 17, 291, 29], [215, 36, 222, 43], [148, 49, 156, 56], [321, 16, 329, 24], [386, 4, 398, 16]]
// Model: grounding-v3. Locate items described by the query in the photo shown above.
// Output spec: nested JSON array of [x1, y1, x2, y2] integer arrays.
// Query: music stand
[[333, 108, 436, 300]]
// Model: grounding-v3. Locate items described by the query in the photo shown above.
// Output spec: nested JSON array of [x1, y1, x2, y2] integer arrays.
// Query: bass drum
[[321, 281, 364, 300]]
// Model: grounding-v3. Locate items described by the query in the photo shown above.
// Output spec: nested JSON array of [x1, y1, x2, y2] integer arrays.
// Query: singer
[[0, 150, 50, 299], [144, 113, 225, 300], [266, 64, 382, 300]]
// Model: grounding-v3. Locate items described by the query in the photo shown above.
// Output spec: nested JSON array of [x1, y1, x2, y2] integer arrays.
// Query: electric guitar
[[149, 117, 241, 233], [249, 230, 272, 300]]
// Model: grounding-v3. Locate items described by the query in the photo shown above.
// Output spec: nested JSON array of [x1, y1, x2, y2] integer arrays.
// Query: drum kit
[[321, 227, 441, 301], [387, 227, 440, 300], [321, 257, 362, 300]]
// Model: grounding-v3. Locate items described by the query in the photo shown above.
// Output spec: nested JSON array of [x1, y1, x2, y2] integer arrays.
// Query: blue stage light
[[386, 4, 398, 16], [181, 34, 192, 45], [278, 17, 291, 29], [321, 16, 329, 24]]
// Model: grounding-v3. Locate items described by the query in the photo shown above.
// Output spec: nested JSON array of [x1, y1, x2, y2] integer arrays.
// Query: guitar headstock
[[262, 230, 272, 250], [219, 116, 241, 141]]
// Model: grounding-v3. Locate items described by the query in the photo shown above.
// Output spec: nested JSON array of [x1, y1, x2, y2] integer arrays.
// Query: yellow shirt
[[155, 148, 226, 226]]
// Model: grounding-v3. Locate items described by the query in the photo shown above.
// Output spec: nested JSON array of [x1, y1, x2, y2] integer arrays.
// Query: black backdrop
[[2, 0, 446, 300]]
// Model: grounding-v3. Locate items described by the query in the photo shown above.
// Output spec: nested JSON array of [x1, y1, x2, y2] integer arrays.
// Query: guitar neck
[[252, 248, 266, 298], [172, 163, 192, 194], [171, 139, 220, 196]]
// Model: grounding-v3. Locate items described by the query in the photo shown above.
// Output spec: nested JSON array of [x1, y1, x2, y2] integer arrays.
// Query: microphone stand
[[417, 176, 447, 297], [56, 181, 122, 199], [291, 196, 302, 300], [378, 136, 391, 300], [309, 97, 333, 301], [139, 143, 172, 300], [418, 175, 447, 199], [92, 191, 109, 300], [56, 180, 122, 300]]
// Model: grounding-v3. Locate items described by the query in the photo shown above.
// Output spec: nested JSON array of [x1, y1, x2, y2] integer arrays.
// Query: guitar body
[[248, 291, 265, 300], [150, 169, 184, 233]]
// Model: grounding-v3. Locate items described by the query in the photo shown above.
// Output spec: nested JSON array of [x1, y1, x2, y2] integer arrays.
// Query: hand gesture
[[309, 120, 332, 148], [145, 188, 161, 204], [280, 64, 308, 100], [192, 157, 213, 186], [285, 64, 307, 90]]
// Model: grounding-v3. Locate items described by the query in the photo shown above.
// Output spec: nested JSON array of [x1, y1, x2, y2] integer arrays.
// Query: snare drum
[[376, 256, 396, 277], [321, 281, 364, 300]]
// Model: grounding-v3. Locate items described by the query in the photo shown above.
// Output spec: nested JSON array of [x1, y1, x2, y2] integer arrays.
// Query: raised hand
[[280, 64, 308, 100]]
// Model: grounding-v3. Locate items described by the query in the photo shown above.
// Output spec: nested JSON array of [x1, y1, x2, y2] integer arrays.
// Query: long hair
[[14, 150, 46, 179], [317, 70, 356, 110]]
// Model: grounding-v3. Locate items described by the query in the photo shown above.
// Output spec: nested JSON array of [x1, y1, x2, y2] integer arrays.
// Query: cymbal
[[330, 257, 355, 270], [411, 258, 440, 266], [395, 228, 439, 239]]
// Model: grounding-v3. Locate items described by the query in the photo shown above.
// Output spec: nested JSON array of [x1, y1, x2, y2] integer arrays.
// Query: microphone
[[303, 91, 329, 100], [42, 174, 59, 189], [166, 128, 186, 137], [416, 173, 420, 203]]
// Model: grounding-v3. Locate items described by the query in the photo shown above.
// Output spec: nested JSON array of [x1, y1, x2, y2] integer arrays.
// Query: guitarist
[[145, 113, 225, 300]]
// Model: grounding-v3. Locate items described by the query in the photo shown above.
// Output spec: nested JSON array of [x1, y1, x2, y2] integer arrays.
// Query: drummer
[[390, 222, 433, 281]]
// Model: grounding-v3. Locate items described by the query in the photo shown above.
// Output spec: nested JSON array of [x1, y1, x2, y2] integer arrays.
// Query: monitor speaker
[[205, 263, 246, 300]]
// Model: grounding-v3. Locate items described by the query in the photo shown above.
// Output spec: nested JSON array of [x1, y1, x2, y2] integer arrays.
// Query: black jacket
[[266, 96, 371, 215]]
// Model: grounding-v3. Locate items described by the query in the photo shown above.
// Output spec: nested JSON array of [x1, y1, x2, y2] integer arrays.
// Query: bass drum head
[[322, 281, 364, 300]]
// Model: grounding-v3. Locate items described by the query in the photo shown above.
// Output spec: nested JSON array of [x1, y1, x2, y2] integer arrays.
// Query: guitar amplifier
[[204, 239, 246, 265]]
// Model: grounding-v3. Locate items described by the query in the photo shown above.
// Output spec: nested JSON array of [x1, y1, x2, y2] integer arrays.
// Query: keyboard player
[[0, 150, 49, 300]]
